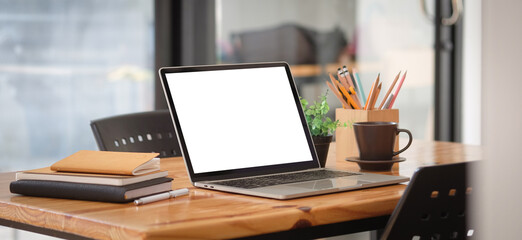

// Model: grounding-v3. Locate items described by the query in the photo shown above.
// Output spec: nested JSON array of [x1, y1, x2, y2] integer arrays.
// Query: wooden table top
[[0, 140, 482, 240]]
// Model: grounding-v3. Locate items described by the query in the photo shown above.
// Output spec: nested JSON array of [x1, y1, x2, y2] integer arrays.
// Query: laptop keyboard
[[211, 169, 360, 189]]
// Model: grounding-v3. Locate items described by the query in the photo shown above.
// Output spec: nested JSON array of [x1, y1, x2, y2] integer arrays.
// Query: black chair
[[90, 110, 182, 158], [380, 161, 477, 240]]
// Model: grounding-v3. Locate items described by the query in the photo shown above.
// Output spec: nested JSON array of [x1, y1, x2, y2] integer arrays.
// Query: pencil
[[326, 81, 349, 109], [389, 71, 407, 109], [378, 71, 401, 109], [345, 67, 362, 104], [337, 69, 352, 90], [369, 82, 382, 110], [339, 72, 361, 107], [330, 73, 361, 109], [343, 66, 356, 89], [353, 68, 366, 105], [328, 73, 345, 95], [364, 73, 381, 110], [348, 86, 363, 109], [338, 83, 360, 109], [343, 66, 364, 107], [329, 73, 354, 109], [364, 74, 379, 110], [363, 84, 374, 110], [382, 93, 394, 110]]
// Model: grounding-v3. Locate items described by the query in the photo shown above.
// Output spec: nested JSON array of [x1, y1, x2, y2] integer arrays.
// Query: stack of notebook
[[10, 150, 173, 203]]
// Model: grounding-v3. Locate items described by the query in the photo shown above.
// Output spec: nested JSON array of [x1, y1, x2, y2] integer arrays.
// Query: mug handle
[[393, 128, 413, 156]]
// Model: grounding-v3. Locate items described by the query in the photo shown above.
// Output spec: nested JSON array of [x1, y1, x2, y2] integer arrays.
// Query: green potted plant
[[301, 91, 338, 167]]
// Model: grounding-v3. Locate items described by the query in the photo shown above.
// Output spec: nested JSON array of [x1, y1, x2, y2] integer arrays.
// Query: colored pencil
[[364, 74, 379, 110], [382, 93, 394, 109], [353, 68, 366, 105], [378, 71, 401, 109], [344, 67, 362, 104], [364, 78, 376, 110], [369, 82, 382, 110], [389, 71, 407, 109]]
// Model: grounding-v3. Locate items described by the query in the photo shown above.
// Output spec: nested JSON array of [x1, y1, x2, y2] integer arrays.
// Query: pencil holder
[[335, 108, 399, 162]]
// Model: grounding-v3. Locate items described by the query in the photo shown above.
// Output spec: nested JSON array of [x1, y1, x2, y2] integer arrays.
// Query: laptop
[[159, 62, 409, 199]]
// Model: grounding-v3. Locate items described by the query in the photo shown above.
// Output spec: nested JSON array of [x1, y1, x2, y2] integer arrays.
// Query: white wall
[[480, 0, 522, 238], [462, 1, 481, 145]]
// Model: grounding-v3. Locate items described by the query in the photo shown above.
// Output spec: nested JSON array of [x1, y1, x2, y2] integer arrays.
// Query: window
[[215, 0, 434, 140], [0, 0, 154, 171]]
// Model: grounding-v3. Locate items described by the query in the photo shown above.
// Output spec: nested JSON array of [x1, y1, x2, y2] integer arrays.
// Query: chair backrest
[[231, 23, 347, 65], [90, 110, 181, 158], [381, 161, 478, 240]]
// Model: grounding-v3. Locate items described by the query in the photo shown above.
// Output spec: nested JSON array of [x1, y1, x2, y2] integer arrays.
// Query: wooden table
[[0, 140, 482, 240]]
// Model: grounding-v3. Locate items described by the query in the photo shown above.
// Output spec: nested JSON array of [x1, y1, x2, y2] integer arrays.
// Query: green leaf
[[301, 91, 337, 136]]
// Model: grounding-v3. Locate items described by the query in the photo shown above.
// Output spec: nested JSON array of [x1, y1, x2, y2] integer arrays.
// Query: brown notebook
[[50, 150, 160, 175], [16, 167, 169, 186]]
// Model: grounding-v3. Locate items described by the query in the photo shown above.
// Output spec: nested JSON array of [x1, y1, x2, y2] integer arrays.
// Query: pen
[[134, 188, 189, 206]]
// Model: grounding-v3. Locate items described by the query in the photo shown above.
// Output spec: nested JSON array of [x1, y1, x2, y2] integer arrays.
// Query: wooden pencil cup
[[335, 109, 399, 163]]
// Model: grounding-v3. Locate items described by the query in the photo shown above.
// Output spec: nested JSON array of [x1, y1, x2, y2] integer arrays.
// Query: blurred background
[[3, 0, 504, 239], [0, 0, 154, 171], [1, 0, 480, 173]]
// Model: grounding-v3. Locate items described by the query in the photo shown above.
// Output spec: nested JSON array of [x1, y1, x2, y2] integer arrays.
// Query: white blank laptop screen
[[165, 66, 314, 174]]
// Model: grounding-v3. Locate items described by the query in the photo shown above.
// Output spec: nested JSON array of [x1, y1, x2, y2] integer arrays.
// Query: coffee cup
[[353, 122, 412, 160]]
